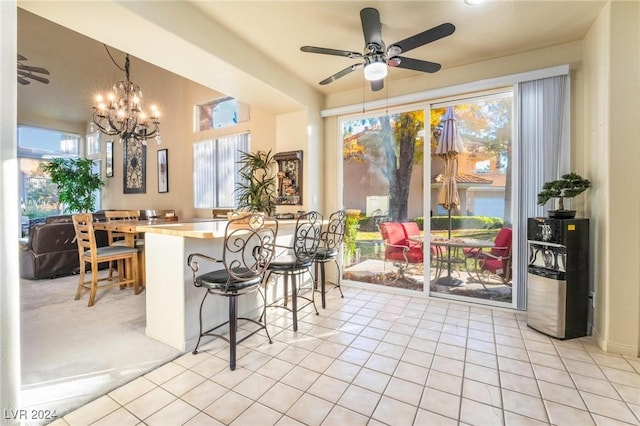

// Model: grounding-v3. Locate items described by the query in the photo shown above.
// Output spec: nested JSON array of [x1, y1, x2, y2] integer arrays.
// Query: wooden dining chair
[[72, 213, 140, 307], [105, 210, 145, 285]]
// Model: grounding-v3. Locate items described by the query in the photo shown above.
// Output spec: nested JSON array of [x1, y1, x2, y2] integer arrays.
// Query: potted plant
[[537, 172, 591, 219], [41, 158, 104, 213], [234, 150, 277, 215]]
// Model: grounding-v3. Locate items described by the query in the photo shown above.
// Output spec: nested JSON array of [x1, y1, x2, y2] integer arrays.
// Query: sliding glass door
[[340, 106, 427, 292], [428, 92, 514, 306], [339, 91, 515, 308]]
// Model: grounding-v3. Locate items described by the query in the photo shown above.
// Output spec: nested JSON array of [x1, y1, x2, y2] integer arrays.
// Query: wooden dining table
[[93, 217, 179, 286]]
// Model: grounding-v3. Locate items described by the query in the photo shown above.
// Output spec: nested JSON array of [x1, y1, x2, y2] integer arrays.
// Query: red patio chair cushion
[[491, 227, 512, 257], [380, 222, 424, 263]]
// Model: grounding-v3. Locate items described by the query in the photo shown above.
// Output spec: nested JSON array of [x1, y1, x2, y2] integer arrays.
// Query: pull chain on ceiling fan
[[301, 7, 455, 91], [17, 54, 50, 85]]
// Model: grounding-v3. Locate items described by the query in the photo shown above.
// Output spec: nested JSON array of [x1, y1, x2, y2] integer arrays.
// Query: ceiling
[[17, 1, 606, 124]]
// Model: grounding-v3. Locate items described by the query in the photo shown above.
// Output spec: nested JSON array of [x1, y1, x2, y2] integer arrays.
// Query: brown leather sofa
[[20, 213, 109, 280]]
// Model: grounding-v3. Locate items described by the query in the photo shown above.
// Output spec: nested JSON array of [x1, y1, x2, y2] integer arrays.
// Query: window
[[85, 131, 102, 211], [18, 126, 81, 218], [474, 160, 490, 174], [195, 97, 250, 132], [193, 132, 250, 208]]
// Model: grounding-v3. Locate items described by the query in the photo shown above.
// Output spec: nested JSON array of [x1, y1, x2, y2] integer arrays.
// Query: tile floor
[[50, 287, 639, 426]]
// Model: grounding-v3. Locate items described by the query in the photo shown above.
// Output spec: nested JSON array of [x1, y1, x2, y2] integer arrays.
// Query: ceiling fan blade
[[18, 71, 49, 84], [17, 76, 31, 85], [393, 56, 441, 73], [301, 46, 362, 59], [319, 63, 363, 85], [371, 79, 384, 92], [18, 64, 50, 75], [390, 23, 455, 54], [360, 7, 382, 47]]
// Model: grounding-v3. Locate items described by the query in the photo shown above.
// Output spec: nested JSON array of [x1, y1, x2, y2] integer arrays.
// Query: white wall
[[275, 110, 323, 215], [584, 1, 640, 356], [1, 0, 21, 420]]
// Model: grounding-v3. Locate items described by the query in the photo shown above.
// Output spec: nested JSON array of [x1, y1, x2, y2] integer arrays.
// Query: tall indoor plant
[[235, 150, 277, 215], [41, 158, 104, 213], [537, 172, 591, 218]]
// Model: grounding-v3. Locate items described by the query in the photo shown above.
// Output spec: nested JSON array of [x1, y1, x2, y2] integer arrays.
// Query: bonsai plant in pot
[[537, 172, 591, 219], [41, 157, 104, 213], [234, 150, 277, 216]]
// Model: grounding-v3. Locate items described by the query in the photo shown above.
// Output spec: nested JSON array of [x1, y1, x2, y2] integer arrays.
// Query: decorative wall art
[[105, 141, 114, 178], [123, 140, 146, 194], [274, 150, 303, 205], [157, 149, 168, 193]]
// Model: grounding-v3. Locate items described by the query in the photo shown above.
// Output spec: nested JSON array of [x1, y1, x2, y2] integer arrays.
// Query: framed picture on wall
[[105, 141, 114, 178], [157, 149, 168, 193], [123, 140, 146, 194]]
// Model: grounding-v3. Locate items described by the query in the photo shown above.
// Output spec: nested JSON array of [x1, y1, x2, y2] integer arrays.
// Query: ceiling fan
[[17, 54, 50, 85], [301, 7, 455, 92]]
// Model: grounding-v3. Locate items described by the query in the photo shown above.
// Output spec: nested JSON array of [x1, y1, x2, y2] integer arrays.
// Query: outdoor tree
[[343, 99, 512, 223], [343, 110, 425, 222]]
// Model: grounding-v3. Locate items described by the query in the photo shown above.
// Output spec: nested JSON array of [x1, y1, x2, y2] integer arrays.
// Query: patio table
[[410, 237, 494, 285]]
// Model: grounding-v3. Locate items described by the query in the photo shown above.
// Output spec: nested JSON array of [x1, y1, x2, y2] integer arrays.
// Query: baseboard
[[591, 326, 640, 357]]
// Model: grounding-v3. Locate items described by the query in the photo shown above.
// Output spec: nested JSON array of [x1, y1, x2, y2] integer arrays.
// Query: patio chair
[[462, 226, 511, 260], [379, 222, 423, 278], [401, 221, 444, 279], [469, 227, 513, 288]]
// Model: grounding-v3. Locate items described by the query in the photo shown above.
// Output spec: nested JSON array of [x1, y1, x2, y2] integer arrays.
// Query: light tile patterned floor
[[50, 287, 640, 426]]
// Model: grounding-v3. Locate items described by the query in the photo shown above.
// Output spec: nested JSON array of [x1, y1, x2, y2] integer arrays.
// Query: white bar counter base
[[137, 219, 297, 352]]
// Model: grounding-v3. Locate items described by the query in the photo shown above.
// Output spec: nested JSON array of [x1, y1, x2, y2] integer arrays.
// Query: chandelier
[[91, 52, 161, 145]]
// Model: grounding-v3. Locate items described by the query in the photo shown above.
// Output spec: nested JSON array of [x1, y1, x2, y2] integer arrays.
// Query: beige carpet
[[20, 271, 182, 423]]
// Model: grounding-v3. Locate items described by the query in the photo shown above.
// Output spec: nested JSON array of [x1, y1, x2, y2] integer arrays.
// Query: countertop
[[137, 218, 298, 239]]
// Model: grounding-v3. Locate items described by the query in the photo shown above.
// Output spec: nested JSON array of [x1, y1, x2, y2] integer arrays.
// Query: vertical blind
[[515, 74, 569, 310], [193, 132, 250, 208]]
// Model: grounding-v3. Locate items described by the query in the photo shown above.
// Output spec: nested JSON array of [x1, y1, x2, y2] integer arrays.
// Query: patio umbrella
[[435, 106, 464, 286]]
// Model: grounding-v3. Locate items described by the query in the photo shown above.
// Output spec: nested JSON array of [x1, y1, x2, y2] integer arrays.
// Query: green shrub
[[343, 210, 361, 258], [433, 215, 503, 230], [410, 215, 503, 230]]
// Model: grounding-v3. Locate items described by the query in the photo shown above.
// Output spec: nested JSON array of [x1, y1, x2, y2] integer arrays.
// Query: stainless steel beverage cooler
[[527, 217, 589, 339]]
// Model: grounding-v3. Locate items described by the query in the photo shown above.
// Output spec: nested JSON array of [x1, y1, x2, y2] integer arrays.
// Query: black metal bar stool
[[264, 211, 322, 331], [313, 210, 346, 308], [187, 214, 277, 370]]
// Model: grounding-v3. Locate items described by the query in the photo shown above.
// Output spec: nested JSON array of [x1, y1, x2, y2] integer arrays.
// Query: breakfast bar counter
[[138, 219, 296, 352]]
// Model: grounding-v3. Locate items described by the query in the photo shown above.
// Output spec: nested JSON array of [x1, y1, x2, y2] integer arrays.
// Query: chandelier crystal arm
[[92, 52, 161, 145]]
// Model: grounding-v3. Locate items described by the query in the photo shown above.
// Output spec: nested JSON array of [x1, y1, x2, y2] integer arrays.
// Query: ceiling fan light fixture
[[364, 61, 387, 81]]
